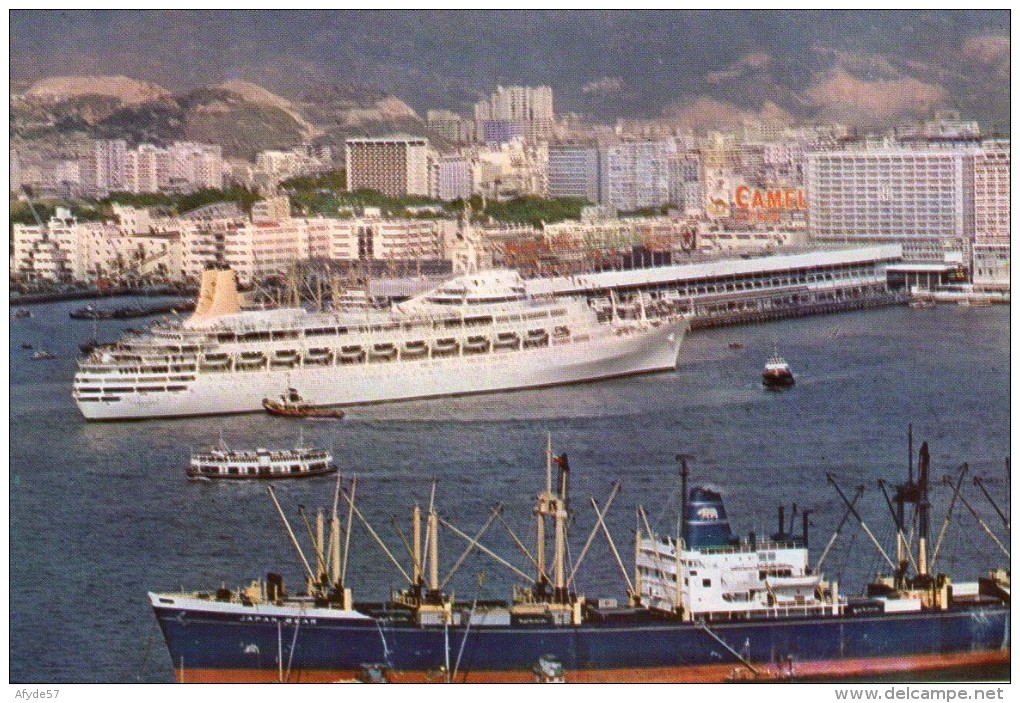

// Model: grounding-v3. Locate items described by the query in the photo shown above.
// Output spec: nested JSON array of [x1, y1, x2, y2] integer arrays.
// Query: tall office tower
[[547, 143, 600, 202], [806, 147, 969, 262], [600, 140, 676, 212], [474, 85, 554, 142], [345, 135, 431, 197]]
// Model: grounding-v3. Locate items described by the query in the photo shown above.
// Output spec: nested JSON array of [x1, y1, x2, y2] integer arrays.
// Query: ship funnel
[[186, 267, 241, 327], [686, 488, 738, 549]]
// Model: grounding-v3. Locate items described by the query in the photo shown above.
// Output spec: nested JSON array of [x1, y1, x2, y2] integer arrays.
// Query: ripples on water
[[8, 300, 1010, 682]]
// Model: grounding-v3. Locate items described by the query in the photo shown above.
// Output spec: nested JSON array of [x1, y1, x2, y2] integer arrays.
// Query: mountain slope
[[11, 76, 427, 160]]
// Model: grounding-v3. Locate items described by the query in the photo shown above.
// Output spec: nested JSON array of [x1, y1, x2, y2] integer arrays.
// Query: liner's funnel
[[187, 269, 240, 327]]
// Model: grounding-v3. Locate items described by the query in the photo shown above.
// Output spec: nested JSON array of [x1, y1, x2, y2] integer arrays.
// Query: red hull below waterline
[[175, 649, 1010, 683]]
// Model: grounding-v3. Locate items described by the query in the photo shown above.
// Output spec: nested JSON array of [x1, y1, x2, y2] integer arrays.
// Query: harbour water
[[9, 299, 1010, 682]]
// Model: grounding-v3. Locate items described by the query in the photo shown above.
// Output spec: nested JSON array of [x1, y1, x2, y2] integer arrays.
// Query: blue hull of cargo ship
[[152, 602, 1009, 682]]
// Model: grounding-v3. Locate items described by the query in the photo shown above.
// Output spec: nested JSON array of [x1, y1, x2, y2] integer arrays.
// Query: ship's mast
[[917, 442, 931, 577], [534, 435, 570, 603]]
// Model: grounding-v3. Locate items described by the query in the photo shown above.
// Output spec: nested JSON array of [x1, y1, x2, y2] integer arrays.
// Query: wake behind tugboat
[[149, 436, 1010, 683]]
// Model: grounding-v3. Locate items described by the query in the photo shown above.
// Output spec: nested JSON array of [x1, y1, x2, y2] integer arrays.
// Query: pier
[[525, 244, 906, 328]]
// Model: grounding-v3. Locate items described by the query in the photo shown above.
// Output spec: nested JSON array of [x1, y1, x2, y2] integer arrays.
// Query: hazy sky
[[9, 10, 1011, 128]]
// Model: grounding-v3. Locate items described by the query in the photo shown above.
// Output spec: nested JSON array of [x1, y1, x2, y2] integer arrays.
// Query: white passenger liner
[[73, 268, 687, 420]]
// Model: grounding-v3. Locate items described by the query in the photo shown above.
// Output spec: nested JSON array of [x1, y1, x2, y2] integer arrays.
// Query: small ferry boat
[[262, 388, 345, 420], [187, 433, 337, 480], [762, 348, 795, 388]]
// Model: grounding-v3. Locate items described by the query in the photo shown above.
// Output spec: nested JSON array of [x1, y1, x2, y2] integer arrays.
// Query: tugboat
[[187, 432, 337, 480], [262, 387, 346, 419], [762, 348, 795, 389]]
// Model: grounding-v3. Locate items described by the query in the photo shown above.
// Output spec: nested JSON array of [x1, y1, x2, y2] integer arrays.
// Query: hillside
[[11, 75, 427, 161]]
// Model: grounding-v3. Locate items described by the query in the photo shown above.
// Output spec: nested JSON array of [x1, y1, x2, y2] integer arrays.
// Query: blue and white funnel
[[686, 487, 738, 549]]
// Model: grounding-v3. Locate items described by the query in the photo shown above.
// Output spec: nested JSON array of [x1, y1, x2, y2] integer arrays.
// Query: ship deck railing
[[694, 602, 844, 622]]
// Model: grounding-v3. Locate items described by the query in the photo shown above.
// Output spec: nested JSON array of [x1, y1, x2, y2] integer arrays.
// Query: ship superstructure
[[149, 440, 1010, 683], [73, 268, 687, 420]]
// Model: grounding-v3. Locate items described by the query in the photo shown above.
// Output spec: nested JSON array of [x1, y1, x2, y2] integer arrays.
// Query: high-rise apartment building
[[170, 142, 224, 191], [426, 110, 477, 144], [667, 152, 703, 214], [971, 142, 1010, 246], [125, 144, 169, 194], [92, 139, 129, 193], [429, 155, 473, 202], [474, 85, 554, 142], [345, 135, 431, 197], [600, 140, 676, 212], [969, 140, 1010, 290], [547, 143, 600, 202]]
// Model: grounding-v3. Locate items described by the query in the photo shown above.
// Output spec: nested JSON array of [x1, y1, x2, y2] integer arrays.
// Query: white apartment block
[[170, 142, 224, 191], [251, 196, 293, 224], [474, 85, 554, 142], [183, 216, 447, 284], [472, 141, 548, 199], [806, 148, 968, 262], [345, 135, 432, 197], [13, 209, 182, 282], [254, 146, 332, 191], [427, 110, 478, 144], [547, 143, 600, 202], [93, 139, 129, 192], [429, 155, 474, 201], [971, 143, 1010, 245], [600, 140, 676, 212], [125, 144, 170, 194], [12, 223, 69, 281]]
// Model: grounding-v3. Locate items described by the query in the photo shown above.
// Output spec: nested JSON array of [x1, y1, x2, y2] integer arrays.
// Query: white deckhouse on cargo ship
[[73, 268, 687, 420]]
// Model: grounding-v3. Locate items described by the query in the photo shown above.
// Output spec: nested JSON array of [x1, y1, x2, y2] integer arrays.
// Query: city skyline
[[10, 10, 1011, 131]]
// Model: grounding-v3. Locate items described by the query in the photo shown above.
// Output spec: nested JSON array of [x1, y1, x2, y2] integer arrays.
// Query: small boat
[[534, 655, 566, 683], [262, 387, 345, 419], [32, 350, 56, 360], [187, 432, 337, 480], [21, 343, 33, 350], [909, 299, 935, 310], [762, 348, 794, 389], [728, 342, 743, 349], [13, 308, 32, 319]]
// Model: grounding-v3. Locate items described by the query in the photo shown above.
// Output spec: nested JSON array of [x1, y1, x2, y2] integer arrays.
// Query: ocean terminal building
[[525, 245, 905, 328]]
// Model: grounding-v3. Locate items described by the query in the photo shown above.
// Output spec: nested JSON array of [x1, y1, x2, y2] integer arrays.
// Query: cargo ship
[[74, 267, 687, 420], [149, 440, 1010, 682]]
